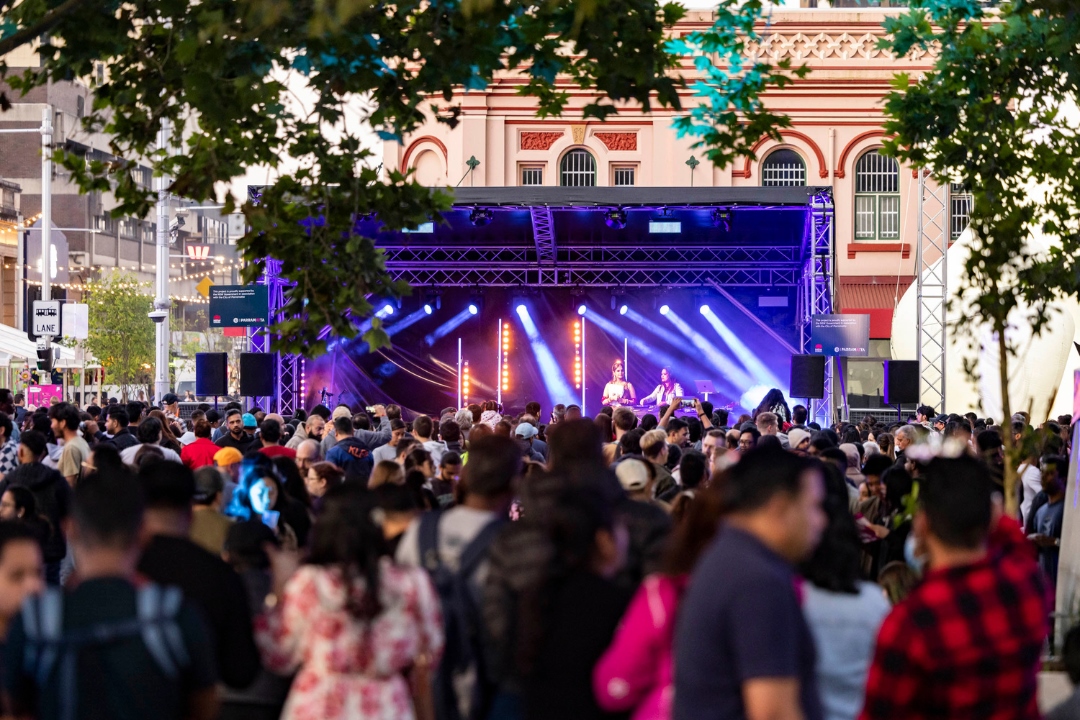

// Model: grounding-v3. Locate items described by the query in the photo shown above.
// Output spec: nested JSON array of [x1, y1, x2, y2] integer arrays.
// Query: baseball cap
[[332, 405, 352, 421], [933, 414, 949, 425], [214, 447, 243, 467], [615, 458, 651, 492], [162, 393, 178, 405], [515, 423, 538, 439], [242, 413, 258, 428], [193, 466, 225, 503], [788, 428, 812, 449]]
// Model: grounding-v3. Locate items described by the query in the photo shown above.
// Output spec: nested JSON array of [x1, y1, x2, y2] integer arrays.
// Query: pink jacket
[[593, 574, 687, 720]]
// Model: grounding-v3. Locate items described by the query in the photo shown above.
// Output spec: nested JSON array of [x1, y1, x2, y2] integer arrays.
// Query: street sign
[[62, 303, 89, 339], [32, 301, 61, 336], [196, 276, 215, 298]]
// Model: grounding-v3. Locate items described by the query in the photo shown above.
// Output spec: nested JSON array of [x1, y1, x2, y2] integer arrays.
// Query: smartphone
[[366, 406, 376, 414], [681, 399, 696, 408]]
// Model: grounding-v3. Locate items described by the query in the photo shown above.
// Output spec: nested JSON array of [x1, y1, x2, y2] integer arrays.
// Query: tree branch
[[0, 0, 94, 60]]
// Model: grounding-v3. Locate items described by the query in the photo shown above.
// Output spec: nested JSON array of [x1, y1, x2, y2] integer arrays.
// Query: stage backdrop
[[304, 287, 801, 419]]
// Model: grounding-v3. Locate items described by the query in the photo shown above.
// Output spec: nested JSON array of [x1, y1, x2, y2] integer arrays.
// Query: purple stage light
[[660, 305, 670, 316]]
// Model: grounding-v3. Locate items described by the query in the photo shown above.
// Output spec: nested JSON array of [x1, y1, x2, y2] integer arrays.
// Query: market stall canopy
[[0, 323, 79, 365]]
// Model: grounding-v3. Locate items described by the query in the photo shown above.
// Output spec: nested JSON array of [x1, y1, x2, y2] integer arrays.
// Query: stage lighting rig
[[605, 208, 627, 230], [712, 209, 732, 232], [469, 208, 493, 227]]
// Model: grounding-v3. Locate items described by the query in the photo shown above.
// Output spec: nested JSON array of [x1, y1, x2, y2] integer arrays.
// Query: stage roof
[[446, 185, 829, 208]]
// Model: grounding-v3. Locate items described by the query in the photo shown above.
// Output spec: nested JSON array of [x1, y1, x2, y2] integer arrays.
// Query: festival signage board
[[810, 314, 870, 357], [209, 285, 269, 327]]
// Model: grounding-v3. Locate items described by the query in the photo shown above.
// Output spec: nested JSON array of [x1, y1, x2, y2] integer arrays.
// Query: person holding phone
[[640, 368, 684, 408], [603, 359, 637, 407]]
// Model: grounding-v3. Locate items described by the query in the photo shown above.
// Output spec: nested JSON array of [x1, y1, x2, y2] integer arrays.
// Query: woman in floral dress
[[255, 483, 444, 720]]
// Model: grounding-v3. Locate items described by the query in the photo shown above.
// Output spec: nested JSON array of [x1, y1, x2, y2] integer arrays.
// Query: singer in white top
[[640, 367, 684, 407]]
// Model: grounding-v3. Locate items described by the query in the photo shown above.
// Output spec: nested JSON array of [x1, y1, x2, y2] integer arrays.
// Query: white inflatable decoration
[[891, 226, 1078, 421]]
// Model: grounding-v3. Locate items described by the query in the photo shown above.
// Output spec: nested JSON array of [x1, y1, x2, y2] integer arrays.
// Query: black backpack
[[20, 583, 190, 720], [418, 510, 504, 720]]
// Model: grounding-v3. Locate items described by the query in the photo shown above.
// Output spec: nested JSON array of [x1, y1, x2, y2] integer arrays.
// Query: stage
[[290, 186, 834, 420]]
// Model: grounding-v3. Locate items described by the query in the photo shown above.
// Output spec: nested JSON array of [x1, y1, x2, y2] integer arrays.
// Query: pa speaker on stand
[[240, 352, 276, 400]]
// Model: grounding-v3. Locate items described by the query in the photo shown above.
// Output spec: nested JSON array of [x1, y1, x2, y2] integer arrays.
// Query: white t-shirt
[[120, 443, 182, 465], [1019, 462, 1043, 525]]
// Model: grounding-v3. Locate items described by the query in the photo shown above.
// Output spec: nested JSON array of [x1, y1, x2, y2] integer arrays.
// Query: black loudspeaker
[[884, 360, 920, 406], [790, 355, 826, 399], [239, 352, 276, 397], [195, 353, 228, 396]]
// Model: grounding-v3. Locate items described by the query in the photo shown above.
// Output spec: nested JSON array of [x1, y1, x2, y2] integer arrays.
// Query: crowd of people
[[0, 385, 1073, 720]]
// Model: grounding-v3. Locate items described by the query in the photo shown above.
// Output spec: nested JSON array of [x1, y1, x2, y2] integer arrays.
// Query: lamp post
[[153, 120, 171, 403]]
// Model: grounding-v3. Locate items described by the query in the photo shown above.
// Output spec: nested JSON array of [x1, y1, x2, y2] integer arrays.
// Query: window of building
[[854, 150, 900, 241], [761, 149, 806, 187], [613, 167, 636, 186], [950, 183, 972, 240], [119, 218, 137, 238], [521, 167, 543, 186], [560, 149, 596, 187]]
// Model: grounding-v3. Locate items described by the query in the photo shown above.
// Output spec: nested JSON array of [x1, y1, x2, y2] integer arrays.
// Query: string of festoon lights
[[22, 278, 210, 305], [2, 258, 245, 280]]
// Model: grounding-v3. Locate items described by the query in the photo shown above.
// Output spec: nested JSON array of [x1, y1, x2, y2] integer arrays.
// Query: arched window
[[854, 150, 900, 240], [560, 149, 596, 187], [761, 149, 806, 187]]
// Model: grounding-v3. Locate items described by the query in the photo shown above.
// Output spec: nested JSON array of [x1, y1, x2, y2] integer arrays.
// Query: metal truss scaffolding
[[916, 173, 948, 413], [801, 191, 835, 426], [530, 206, 557, 264], [255, 259, 301, 415]]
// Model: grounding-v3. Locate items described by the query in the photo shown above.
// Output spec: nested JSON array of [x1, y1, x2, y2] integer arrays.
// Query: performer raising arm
[[602, 359, 637, 406]]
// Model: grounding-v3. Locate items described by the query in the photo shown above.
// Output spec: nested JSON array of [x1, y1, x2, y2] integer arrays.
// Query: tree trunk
[[998, 320, 1019, 519]]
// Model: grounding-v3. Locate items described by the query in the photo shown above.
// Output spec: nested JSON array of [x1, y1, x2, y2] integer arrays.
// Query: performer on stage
[[602, 359, 637, 407], [640, 367, 684, 407]]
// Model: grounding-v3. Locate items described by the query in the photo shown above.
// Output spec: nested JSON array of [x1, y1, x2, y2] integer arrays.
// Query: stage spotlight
[[712, 209, 732, 232], [577, 304, 587, 316], [605, 209, 627, 230], [619, 304, 628, 315], [700, 304, 710, 315], [660, 304, 670, 316], [516, 304, 527, 315], [382, 304, 394, 315], [468, 303, 479, 315], [469, 208, 493, 227], [424, 304, 433, 315]]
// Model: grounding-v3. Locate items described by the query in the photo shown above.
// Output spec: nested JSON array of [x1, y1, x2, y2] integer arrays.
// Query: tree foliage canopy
[[82, 272, 155, 396], [0, 0, 802, 355]]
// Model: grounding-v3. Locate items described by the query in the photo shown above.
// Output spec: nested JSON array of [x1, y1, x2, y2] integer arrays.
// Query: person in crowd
[[617, 457, 665, 511], [1015, 428, 1043, 524], [639, 430, 674, 497], [665, 417, 690, 450], [738, 426, 760, 452], [791, 405, 808, 429], [255, 483, 444, 720], [1025, 453, 1066, 595], [800, 462, 890, 720], [674, 447, 827, 720], [369, 460, 405, 490], [603, 359, 638, 407], [892, 425, 917, 467], [4, 467, 219, 720], [372, 419, 407, 466], [149, 410, 184, 453], [0, 430, 69, 585], [861, 455, 1049, 720], [182, 418, 221, 470], [216, 409, 256, 454], [0, 413, 18, 480], [432, 451, 461, 508], [103, 408, 138, 451], [666, 449, 708, 516], [0, 485, 36, 522], [294, 438, 321, 479], [48, 403, 89, 486], [595, 471, 724, 720], [244, 457, 312, 548], [120, 416, 183, 464], [304, 461, 345, 513], [256, 419, 296, 459], [372, 483, 420, 557], [877, 561, 918, 606], [135, 459, 261, 690], [641, 368, 683, 408], [515, 422, 545, 464], [397, 434, 520, 720], [285, 412, 325, 451], [516, 486, 630, 720], [190, 466, 233, 556], [756, 411, 789, 449], [326, 410, 393, 485], [413, 415, 447, 467], [603, 407, 637, 465], [754, 389, 792, 426], [273, 456, 310, 509], [215, 446, 244, 484], [788, 427, 812, 453], [320, 406, 353, 455], [0, 522, 43, 653]]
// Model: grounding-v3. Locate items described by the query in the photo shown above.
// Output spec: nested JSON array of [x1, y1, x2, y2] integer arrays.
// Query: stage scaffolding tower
[[916, 173, 948, 414], [801, 191, 835, 426]]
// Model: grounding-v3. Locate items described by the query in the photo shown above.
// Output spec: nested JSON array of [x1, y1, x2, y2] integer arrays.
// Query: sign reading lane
[[208, 285, 269, 328], [32, 301, 61, 336]]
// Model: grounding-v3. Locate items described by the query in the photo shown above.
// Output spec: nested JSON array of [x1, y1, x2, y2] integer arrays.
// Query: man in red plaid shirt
[[860, 455, 1050, 720]]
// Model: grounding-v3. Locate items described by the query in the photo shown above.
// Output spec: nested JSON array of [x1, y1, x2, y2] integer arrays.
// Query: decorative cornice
[[747, 31, 935, 63], [520, 131, 564, 151], [594, 132, 638, 151]]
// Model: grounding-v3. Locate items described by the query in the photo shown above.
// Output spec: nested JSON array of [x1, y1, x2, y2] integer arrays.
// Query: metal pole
[[457, 337, 462, 409], [154, 121, 171, 403], [15, 229, 24, 331], [40, 107, 51, 305]]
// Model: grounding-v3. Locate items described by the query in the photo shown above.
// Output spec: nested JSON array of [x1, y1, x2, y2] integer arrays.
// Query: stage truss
[[916, 174, 948, 414], [259, 188, 834, 417]]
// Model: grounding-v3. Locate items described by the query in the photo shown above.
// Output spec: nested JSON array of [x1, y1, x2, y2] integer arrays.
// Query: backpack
[[20, 583, 190, 720], [418, 510, 504, 720]]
